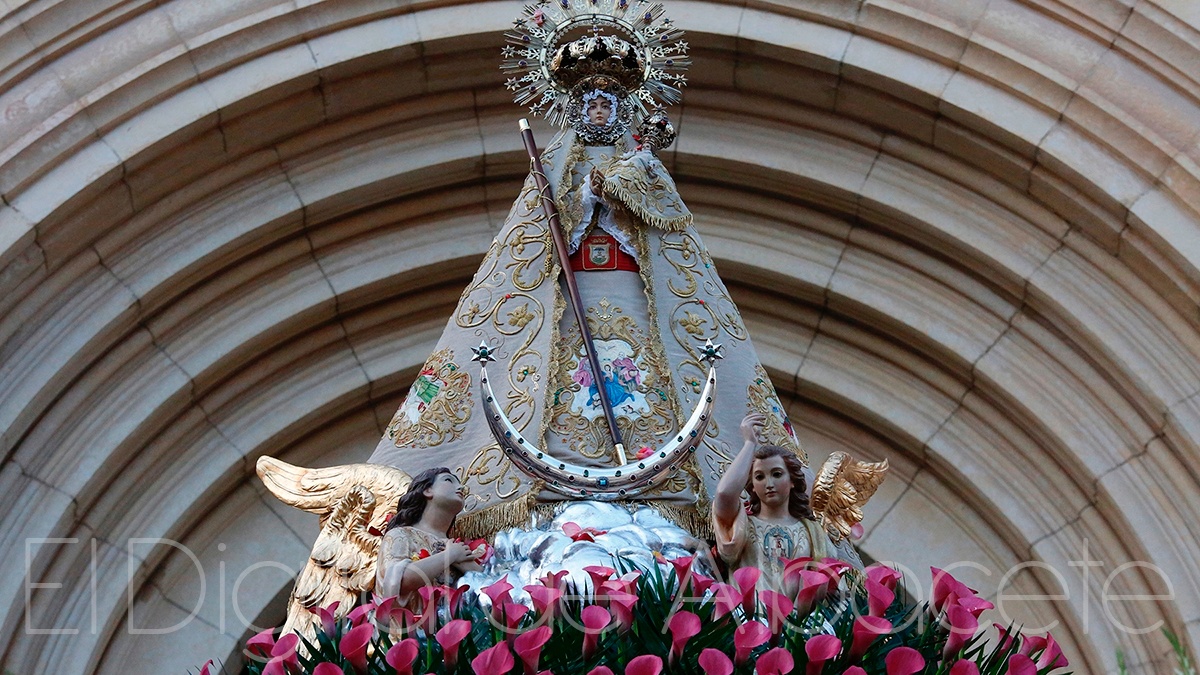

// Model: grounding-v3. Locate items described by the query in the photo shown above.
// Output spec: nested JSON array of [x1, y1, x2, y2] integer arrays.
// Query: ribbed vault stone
[[2, 0, 1199, 673]]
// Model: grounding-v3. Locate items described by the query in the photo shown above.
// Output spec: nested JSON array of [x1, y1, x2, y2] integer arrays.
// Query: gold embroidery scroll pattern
[[747, 364, 808, 465], [632, 224, 697, 498], [458, 443, 524, 508], [386, 348, 473, 448], [634, 225, 686, 428], [450, 180, 555, 502]]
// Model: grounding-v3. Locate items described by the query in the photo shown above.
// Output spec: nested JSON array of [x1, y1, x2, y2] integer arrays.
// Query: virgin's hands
[[740, 412, 766, 444]]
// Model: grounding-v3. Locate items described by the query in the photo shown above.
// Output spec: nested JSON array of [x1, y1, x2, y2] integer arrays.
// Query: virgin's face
[[587, 96, 613, 125], [751, 456, 793, 509], [425, 472, 465, 509]]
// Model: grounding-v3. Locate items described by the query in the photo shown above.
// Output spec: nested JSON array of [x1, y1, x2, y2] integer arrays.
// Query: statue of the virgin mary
[[255, 1, 890, 638], [364, 2, 805, 538]]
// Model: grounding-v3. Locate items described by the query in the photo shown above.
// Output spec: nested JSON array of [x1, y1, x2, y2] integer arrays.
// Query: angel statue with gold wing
[[256, 0, 888, 637]]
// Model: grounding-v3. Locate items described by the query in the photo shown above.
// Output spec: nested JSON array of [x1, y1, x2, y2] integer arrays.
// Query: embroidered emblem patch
[[581, 235, 617, 271], [387, 348, 472, 448]]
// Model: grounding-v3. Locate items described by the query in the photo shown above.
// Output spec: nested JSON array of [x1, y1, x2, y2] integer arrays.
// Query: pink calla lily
[[814, 559, 849, 594], [375, 597, 396, 624], [584, 565, 617, 592], [794, 570, 830, 619], [1005, 654, 1037, 675], [312, 665, 344, 675], [339, 623, 372, 673], [417, 585, 447, 632], [436, 619, 473, 668], [710, 583, 741, 620], [1037, 634, 1068, 670], [484, 577, 515, 612], [950, 660, 981, 675], [866, 565, 902, 592], [347, 603, 374, 627], [699, 648, 733, 675], [587, 669, 614, 675], [931, 567, 976, 614], [668, 555, 695, 588], [379, 603, 417, 636], [866, 577, 896, 617], [447, 584, 471, 616], [943, 605, 979, 660], [472, 642, 515, 675], [271, 633, 300, 672], [760, 590, 793, 636], [582, 605, 611, 659], [849, 615, 892, 661], [199, 660, 214, 675], [885, 647, 924, 675], [667, 611, 701, 662], [315, 601, 341, 638], [732, 567, 761, 615], [608, 590, 638, 632], [756, 647, 795, 675], [504, 601, 531, 634], [956, 595, 994, 618], [600, 572, 640, 597], [734, 620, 770, 664], [563, 521, 606, 542], [540, 569, 570, 591], [805, 635, 841, 675], [526, 584, 564, 620], [624, 654, 663, 675], [386, 638, 419, 675], [843, 668, 867, 675], [993, 623, 1020, 653], [246, 628, 276, 659], [515, 625, 553, 675], [691, 574, 715, 596]]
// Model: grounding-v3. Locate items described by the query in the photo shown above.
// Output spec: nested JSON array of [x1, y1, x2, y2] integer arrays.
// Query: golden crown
[[501, 0, 690, 126]]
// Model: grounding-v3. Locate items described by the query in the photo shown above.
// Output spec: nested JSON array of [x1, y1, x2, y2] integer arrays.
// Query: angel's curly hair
[[745, 445, 814, 521], [386, 467, 453, 532]]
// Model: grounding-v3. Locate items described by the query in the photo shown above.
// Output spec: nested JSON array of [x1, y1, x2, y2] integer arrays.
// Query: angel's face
[[751, 456, 793, 508], [424, 472, 465, 509]]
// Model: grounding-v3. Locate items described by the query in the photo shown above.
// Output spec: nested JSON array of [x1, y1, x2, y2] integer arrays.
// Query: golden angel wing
[[256, 456, 411, 637], [809, 451, 889, 542]]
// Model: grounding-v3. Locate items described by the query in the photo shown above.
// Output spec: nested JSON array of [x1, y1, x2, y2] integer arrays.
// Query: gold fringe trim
[[608, 184, 692, 232], [645, 500, 713, 540], [453, 493, 713, 541], [453, 488, 541, 541]]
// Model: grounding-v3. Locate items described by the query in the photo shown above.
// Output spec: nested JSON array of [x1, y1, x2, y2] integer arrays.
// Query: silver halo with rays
[[501, 0, 691, 126]]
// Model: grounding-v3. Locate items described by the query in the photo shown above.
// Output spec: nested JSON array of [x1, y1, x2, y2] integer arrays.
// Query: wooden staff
[[518, 119, 628, 465]]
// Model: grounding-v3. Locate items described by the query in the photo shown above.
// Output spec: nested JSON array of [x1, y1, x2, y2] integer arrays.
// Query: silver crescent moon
[[479, 364, 716, 500]]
